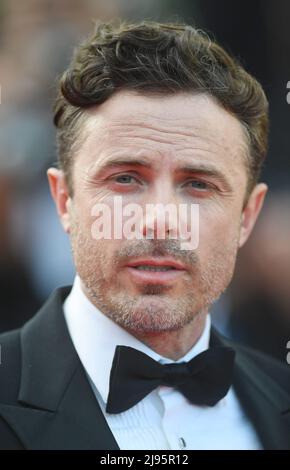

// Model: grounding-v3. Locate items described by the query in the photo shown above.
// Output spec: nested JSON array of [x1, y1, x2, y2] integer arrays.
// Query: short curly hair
[[53, 19, 269, 196]]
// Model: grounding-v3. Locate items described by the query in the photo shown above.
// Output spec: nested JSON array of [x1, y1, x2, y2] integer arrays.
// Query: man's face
[[49, 91, 267, 334]]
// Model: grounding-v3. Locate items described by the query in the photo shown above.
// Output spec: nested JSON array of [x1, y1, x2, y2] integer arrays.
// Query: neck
[[127, 311, 208, 361]]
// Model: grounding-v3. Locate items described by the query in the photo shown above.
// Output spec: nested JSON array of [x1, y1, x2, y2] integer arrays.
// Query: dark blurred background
[[0, 0, 289, 362]]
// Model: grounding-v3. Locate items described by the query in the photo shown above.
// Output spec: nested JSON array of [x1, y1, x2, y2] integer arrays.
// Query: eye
[[114, 174, 138, 184], [185, 180, 211, 191]]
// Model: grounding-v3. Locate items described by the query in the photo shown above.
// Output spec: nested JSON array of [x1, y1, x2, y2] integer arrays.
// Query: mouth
[[124, 257, 187, 284]]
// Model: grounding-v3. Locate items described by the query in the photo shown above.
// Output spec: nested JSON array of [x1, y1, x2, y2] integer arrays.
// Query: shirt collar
[[63, 275, 211, 404]]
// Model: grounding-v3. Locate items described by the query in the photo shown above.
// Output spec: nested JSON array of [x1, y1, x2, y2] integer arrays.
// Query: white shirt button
[[178, 437, 186, 449]]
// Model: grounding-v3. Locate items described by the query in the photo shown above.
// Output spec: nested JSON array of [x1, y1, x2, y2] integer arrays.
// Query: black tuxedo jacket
[[0, 286, 289, 450]]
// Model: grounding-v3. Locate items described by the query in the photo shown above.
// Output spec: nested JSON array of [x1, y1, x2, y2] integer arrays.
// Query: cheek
[[198, 205, 241, 255], [72, 192, 112, 239]]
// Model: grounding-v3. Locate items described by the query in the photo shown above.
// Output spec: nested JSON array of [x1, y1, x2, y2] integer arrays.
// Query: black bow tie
[[106, 345, 235, 414]]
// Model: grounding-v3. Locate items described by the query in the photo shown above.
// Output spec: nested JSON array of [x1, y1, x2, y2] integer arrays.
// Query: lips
[[124, 257, 187, 284], [126, 258, 187, 270]]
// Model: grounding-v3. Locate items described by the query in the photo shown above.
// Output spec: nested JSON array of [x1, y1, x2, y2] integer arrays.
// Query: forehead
[[75, 91, 248, 174]]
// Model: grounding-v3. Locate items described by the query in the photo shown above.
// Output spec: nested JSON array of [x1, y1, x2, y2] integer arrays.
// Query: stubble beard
[[69, 217, 239, 334]]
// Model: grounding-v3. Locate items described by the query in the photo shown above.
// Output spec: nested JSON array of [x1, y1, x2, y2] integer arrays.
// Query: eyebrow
[[95, 157, 152, 171], [95, 157, 233, 191]]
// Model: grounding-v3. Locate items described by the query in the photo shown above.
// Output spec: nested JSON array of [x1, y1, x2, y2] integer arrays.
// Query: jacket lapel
[[0, 287, 120, 450], [210, 327, 290, 450]]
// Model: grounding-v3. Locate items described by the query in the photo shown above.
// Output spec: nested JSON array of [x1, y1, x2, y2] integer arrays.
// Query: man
[[0, 19, 289, 450]]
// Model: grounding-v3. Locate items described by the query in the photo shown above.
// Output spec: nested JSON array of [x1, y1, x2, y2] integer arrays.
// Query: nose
[[140, 181, 179, 240]]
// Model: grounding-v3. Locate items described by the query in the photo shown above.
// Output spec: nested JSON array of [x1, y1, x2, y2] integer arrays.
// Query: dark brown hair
[[53, 19, 269, 195]]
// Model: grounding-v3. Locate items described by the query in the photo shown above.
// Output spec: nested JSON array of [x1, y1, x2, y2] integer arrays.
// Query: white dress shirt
[[63, 275, 263, 450]]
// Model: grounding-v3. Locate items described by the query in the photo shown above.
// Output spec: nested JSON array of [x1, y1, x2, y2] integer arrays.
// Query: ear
[[47, 168, 72, 233], [238, 183, 268, 248]]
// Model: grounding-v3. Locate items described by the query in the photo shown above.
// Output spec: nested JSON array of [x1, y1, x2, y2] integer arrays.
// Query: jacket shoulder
[[0, 329, 25, 449], [232, 339, 290, 394], [0, 328, 22, 404]]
